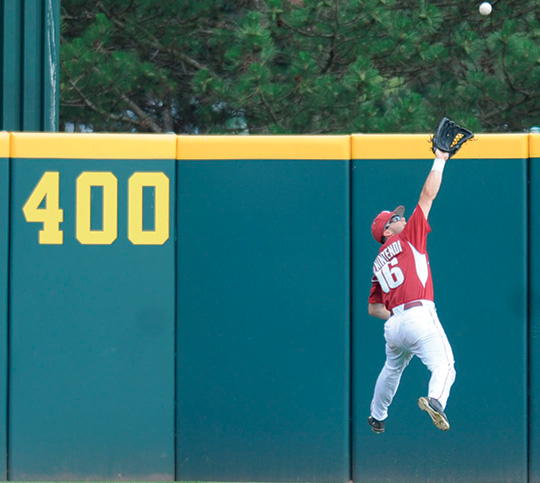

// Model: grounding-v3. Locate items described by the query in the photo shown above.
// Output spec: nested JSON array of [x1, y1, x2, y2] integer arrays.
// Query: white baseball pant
[[370, 300, 456, 422]]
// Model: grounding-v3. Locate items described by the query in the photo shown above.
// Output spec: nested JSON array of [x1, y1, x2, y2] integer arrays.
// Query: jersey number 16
[[375, 258, 404, 293]]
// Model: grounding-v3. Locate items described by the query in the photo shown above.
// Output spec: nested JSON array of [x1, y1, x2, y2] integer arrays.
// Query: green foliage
[[60, 0, 540, 133]]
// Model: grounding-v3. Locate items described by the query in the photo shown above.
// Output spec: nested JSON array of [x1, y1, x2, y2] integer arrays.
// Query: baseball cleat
[[368, 416, 385, 434], [418, 397, 450, 431]]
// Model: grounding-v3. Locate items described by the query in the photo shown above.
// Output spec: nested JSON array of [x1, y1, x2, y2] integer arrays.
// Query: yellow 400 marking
[[22, 171, 170, 245]]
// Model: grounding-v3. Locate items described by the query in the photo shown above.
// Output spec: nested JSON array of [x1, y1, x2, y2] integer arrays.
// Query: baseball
[[479, 2, 492, 15]]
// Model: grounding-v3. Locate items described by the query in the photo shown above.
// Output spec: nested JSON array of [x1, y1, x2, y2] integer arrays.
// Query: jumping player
[[367, 148, 456, 434]]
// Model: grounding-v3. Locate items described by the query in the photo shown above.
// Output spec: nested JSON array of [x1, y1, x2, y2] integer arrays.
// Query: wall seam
[[348, 140, 354, 482], [5, 136, 12, 481], [173, 154, 179, 482], [527, 145, 532, 483]]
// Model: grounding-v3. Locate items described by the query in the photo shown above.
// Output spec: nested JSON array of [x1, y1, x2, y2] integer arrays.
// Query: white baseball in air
[[479, 2, 492, 15]]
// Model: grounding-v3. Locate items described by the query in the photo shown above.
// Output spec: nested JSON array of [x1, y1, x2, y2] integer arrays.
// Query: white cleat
[[418, 396, 450, 431]]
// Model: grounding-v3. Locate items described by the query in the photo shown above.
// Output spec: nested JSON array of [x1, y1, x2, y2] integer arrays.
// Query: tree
[[60, 0, 540, 133]]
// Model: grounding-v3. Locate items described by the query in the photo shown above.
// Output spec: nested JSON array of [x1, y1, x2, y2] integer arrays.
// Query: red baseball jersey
[[369, 205, 434, 311]]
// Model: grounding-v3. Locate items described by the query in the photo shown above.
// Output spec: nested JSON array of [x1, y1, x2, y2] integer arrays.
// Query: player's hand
[[431, 116, 474, 159], [435, 148, 449, 161]]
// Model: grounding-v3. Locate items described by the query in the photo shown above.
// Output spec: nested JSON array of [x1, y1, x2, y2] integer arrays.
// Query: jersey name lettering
[[373, 240, 405, 294], [373, 240, 403, 271]]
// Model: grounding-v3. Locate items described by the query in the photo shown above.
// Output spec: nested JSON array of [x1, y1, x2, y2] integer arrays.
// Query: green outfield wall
[[0, 132, 538, 482], [8, 134, 176, 480], [352, 134, 529, 483], [175, 136, 350, 482]]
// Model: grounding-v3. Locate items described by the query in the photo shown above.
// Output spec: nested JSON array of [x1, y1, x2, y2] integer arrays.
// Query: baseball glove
[[431, 117, 474, 158]]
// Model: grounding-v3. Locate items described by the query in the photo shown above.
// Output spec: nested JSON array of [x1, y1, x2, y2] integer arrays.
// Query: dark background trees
[[60, 0, 540, 133]]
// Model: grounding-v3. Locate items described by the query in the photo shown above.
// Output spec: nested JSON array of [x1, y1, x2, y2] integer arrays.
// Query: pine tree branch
[[98, 3, 208, 72], [67, 71, 164, 133], [67, 78, 143, 128], [257, 88, 283, 129], [120, 94, 164, 133]]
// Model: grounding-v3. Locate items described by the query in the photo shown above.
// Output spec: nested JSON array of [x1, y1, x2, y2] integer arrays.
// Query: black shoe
[[368, 416, 385, 434], [418, 397, 450, 431]]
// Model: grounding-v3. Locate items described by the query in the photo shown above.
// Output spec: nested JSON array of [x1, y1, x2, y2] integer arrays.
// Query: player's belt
[[391, 300, 424, 315], [403, 301, 423, 311]]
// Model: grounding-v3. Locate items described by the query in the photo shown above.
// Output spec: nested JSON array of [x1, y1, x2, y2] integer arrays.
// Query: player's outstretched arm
[[418, 148, 449, 219], [368, 303, 391, 320]]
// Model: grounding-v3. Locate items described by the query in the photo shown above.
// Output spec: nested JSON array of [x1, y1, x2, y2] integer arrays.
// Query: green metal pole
[[0, 0, 22, 130], [22, 0, 44, 131], [42, 0, 59, 132], [0, 0, 59, 132]]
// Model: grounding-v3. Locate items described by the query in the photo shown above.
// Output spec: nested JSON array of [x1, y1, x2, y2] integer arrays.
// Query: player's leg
[[409, 307, 455, 430], [415, 310, 456, 409], [370, 342, 413, 422], [402, 306, 455, 407]]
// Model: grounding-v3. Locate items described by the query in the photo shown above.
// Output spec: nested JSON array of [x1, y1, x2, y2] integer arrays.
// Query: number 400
[[22, 171, 170, 245]]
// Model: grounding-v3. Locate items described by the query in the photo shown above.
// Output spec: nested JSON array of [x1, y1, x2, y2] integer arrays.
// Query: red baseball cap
[[371, 206, 405, 243]]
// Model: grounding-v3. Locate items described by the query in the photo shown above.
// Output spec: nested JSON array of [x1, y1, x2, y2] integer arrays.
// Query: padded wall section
[[176, 136, 351, 482], [8, 134, 176, 481], [351, 134, 528, 483]]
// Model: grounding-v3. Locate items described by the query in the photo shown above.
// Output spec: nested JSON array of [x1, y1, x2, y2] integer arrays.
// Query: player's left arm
[[368, 303, 391, 320], [418, 148, 449, 219], [368, 279, 391, 320]]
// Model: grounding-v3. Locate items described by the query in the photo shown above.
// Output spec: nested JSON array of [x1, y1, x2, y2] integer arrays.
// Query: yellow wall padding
[[351, 133, 529, 159], [530, 134, 540, 158], [10, 133, 177, 159], [177, 135, 351, 160], [0, 132, 9, 157], [5, 132, 535, 160]]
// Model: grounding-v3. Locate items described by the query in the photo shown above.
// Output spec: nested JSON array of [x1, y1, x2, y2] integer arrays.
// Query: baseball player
[[367, 147, 456, 434]]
